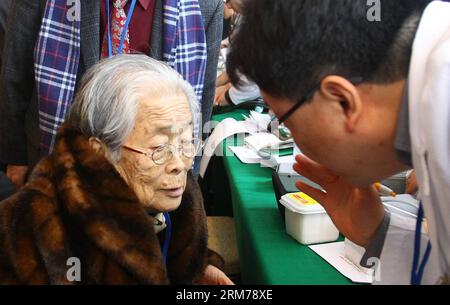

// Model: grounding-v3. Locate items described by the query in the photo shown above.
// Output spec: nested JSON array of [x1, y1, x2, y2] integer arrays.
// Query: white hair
[[66, 54, 200, 161]]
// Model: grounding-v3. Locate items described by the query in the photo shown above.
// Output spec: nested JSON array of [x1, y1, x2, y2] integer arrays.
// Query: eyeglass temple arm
[[122, 145, 146, 155], [266, 77, 364, 132]]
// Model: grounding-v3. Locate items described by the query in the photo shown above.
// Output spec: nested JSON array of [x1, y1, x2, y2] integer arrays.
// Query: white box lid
[[280, 192, 326, 215]]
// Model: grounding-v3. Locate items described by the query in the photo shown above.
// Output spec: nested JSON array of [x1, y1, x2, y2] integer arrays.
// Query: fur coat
[[0, 125, 221, 284]]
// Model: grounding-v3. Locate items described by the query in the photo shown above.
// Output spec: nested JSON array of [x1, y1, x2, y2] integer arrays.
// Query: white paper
[[245, 133, 293, 152], [309, 242, 374, 284], [277, 161, 297, 175], [260, 154, 296, 169], [200, 118, 252, 178], [247, 111, 272, 130], [293, 144, 302, 156], [239, 119, 262, 135], [229, 146, 262, 164], [200, 113, 295, 176]]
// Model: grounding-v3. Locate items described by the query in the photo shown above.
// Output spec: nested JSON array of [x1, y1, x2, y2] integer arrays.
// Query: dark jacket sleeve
[[0, 0, 12, 67], [0, 0, 43, 165], [200, 0, 223, 134]]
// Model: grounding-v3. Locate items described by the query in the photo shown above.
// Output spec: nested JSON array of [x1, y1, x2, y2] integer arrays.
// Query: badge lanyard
[[106, 0, 137, 57], [411, 203, 432, 285], [162, 212, 172, 265]]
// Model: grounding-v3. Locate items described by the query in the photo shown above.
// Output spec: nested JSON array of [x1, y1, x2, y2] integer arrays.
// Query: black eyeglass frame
[[267, 76, 364, 132]]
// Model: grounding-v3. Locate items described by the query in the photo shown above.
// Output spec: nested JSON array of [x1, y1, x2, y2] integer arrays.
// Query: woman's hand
[[215, 83, 232, 106], [293, 155, 385, 249], [200, 265, 235, 285], [224, 5, 235, 20], [216, 72, 230, 88]]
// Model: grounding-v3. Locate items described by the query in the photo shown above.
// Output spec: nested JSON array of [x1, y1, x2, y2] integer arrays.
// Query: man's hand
[[293, 155, 385, 249], [6, 165, 28, 189], [199, 265, 234, 285]]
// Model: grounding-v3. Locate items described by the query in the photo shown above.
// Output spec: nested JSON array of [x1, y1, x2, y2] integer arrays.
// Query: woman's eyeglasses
[[122, 139, 203, 166]]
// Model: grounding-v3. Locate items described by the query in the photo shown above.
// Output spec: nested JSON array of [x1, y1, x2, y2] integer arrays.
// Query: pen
[[374, 182, 397, 197]]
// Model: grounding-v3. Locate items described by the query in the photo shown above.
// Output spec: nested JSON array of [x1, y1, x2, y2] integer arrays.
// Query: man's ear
[[319, 76, 363, 132]]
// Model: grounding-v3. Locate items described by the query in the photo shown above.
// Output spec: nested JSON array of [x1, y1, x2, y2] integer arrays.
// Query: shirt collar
[[394, 80, 413, 167], [149, 212, 167, 234], [138, 0, 152, 11]]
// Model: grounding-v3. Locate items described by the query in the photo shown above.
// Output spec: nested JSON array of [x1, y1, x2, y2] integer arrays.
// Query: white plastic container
[[280, 193, 339, 245]]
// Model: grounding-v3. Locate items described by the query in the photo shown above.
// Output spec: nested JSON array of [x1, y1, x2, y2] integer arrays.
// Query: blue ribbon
[[162, 212, 172, 265], [411, 203, 432, 285], [106, 0, 137, 57]]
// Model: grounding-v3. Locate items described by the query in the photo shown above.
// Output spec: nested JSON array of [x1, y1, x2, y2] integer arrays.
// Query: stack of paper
[[260, 154, 295, 169], [200, 118, 255, 178], [242, 111, 272, 131], [245, 133, 294, 152], [229, 146, 296, 167], [200, 112, 296, 176], [228, 146, 261, 164]]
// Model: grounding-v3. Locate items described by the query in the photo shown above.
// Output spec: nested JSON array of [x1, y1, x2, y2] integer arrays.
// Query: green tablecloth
[[210, 110, 354, 285]]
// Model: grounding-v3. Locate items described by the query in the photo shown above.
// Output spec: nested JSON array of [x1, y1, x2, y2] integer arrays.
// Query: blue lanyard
[[106, 0, 137, 57], [162, 212, 172, 265], [411, 203, 432, 285]]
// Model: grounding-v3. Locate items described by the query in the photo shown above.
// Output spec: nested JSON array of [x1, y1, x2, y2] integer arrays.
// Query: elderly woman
[[0, 55, 232, 285]]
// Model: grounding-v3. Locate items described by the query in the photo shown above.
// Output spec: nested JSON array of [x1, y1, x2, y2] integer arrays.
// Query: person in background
[[0, 0, 12, 174], [0, 0, 13, 198], [0, 0, 223, 188], [224, 0, 244, 14], [0, 0, 11, 69], [227, 0, 450, 284], [0, 55, 233, 285], [215, 0, 261, 107], [222, 0, 235, 40]]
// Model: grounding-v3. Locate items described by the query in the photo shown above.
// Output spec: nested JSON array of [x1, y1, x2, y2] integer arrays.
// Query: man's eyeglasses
[[267, 84, 320, 132], [267, 76, 364, 132], [122, 139, 203, 165]]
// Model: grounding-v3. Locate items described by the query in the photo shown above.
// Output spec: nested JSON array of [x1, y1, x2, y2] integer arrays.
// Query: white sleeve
[[228, 76, 261, 105], [375, 212, 440, 285]]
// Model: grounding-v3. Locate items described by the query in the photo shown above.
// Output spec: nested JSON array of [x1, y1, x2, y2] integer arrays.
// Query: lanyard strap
[[106, 0, 137, 57], [162, 212, 172, 265], [411, 203, 432, 285]]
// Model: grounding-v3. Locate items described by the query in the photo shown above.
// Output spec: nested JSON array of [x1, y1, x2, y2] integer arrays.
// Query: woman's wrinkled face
[[115, 94, 194, 212]]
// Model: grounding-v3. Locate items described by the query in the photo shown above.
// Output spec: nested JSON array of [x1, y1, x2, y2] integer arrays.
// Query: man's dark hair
[[227, 0, 431, 101]]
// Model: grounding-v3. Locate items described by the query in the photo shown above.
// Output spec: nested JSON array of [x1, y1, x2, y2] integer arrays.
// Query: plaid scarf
[[163, 0, 207, 104], [34, 0, 207, 155], [34, 0, 81, 155]]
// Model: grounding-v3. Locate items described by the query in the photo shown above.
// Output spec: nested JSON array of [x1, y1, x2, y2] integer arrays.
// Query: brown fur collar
[[0, 124, 214, 284]]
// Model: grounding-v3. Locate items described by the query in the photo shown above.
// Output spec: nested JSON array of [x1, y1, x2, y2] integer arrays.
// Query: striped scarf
[[34, 0, 207, 155], [162, 0, 207, 103]]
